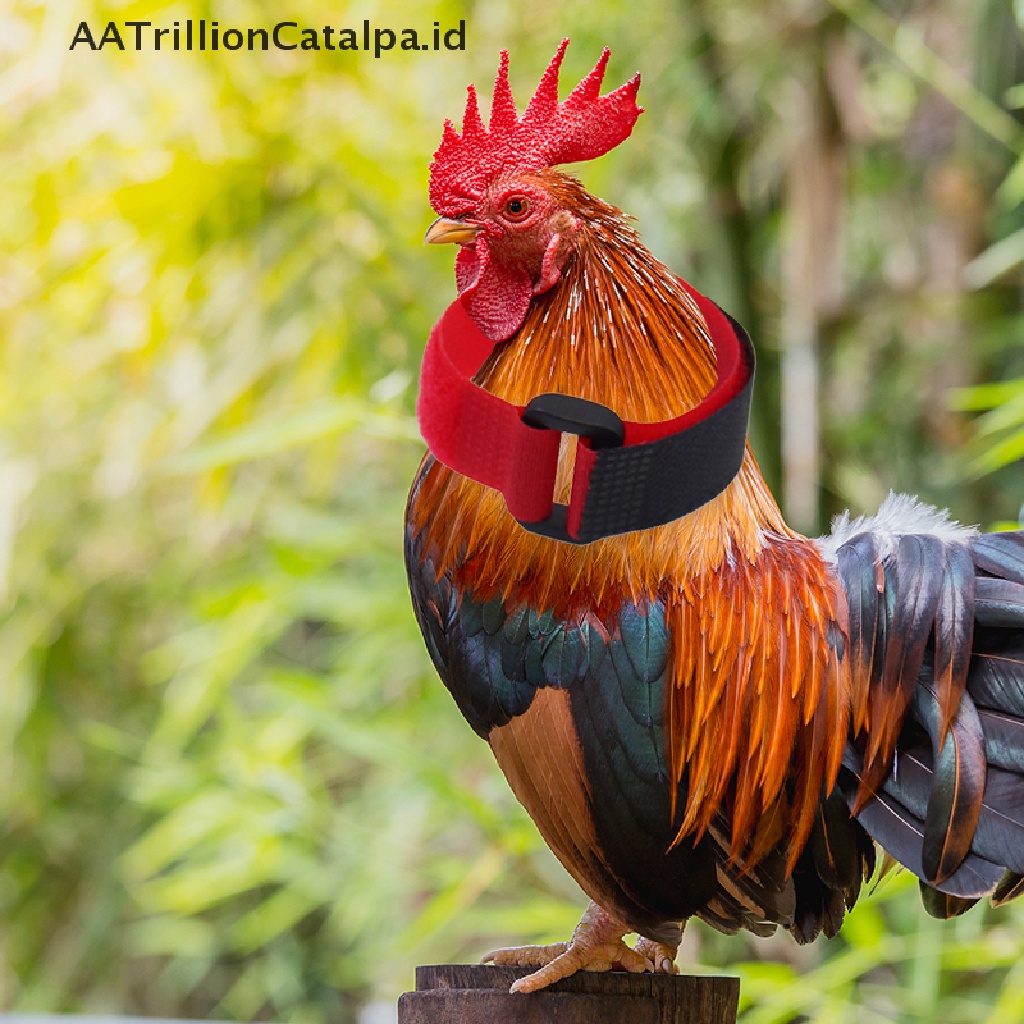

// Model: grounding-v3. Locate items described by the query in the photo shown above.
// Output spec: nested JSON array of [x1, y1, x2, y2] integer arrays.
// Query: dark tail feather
[[919, 881, 978, 919], [836, 533, 881, 728], [861, 535, 945, 793], [977, 707, 1024, 773], [969, 641, 1024, 719], [793, 789, 875, 943], [973, 767, 1024, 873], [993, 870, 1024, 906], [837, 758, 1005, 899], [838, 528, 1024, 913], [911, 683, 986, 884], [933, 542, 974, 737], [879, 743, 1024, 875], [975, 578, 1024, 628], [971, 533, 1024, 585], [809, 789, 862, 896]]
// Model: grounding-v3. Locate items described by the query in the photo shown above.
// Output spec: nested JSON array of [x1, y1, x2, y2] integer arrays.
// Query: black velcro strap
[[573, 308, 754, 543]]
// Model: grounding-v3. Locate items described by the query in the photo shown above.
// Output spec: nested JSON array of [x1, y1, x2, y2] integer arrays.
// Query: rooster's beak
[[424, 217, 481, 246]]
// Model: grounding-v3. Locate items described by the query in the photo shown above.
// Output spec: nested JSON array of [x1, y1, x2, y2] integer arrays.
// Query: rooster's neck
[[412, 180, 795, 614], [480, 182, 721, 420]]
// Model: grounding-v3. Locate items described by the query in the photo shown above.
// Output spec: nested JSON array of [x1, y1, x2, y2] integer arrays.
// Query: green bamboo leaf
[[972, 430, 1024, 473], [974, 390, 1024, 437], [127, 916, 217, 959], [964, 227, 1024, 288], [397, 845, 508, 950], [996, 155, 1024, 210], [228, 886, 325, 955], [952, 379, 1024, 413], [827, 0, 1024, 152]]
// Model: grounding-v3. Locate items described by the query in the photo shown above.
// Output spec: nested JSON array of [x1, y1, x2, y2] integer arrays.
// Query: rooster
[[404, 40, 1024, 994]]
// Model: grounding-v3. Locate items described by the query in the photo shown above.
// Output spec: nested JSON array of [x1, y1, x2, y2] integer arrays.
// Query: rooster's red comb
[[429, 39, 642, 217]]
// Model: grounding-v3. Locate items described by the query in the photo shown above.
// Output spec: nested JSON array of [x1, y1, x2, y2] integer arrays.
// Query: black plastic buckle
[[517, 393, 625, 543]]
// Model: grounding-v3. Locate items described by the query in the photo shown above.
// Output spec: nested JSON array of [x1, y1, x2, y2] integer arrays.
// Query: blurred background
[[1, 0, 1023, 1021]]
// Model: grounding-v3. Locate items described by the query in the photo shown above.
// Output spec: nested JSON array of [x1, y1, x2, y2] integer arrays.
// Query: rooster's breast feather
[[405, 454, 878, 942], [405, 469, 714, 941]]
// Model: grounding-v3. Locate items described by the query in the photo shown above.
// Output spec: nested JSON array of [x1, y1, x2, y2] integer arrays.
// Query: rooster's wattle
[[404, 40, 1024, 993]]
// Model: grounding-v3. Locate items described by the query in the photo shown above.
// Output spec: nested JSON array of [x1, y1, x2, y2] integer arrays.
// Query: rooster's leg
[[482, 901, 662, 993]]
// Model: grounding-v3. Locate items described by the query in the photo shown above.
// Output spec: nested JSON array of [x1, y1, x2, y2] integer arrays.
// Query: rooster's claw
[[481, 901, 670, 993]]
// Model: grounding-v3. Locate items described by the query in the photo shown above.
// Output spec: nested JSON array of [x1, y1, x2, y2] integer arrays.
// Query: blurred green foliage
[[0, 0, 1022, 1022]]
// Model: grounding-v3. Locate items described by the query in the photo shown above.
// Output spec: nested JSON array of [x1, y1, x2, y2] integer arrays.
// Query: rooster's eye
[[503, 196, 532, 222]]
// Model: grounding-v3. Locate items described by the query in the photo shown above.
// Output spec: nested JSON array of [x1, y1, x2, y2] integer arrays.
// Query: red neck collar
[[416, 281, 754, 544]]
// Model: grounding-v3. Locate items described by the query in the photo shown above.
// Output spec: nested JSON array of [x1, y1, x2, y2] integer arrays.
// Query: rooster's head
[[425, 40, 642, 341]]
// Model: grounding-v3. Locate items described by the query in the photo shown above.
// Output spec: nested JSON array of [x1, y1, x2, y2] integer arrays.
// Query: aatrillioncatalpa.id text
[[69, 19, 466, 57]]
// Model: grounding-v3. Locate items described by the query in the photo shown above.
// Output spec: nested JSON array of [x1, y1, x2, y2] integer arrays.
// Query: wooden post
[[398, 964, 739, 1024]]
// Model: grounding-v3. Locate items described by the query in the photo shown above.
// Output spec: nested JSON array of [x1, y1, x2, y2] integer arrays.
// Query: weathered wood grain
[[398, 990, 658, 1024], [397, 964, 739, 1024]]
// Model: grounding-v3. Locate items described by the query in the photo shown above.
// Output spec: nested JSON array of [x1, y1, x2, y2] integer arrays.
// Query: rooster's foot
[[482, 901, 653, 993], [634, 935, 680, 975]]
